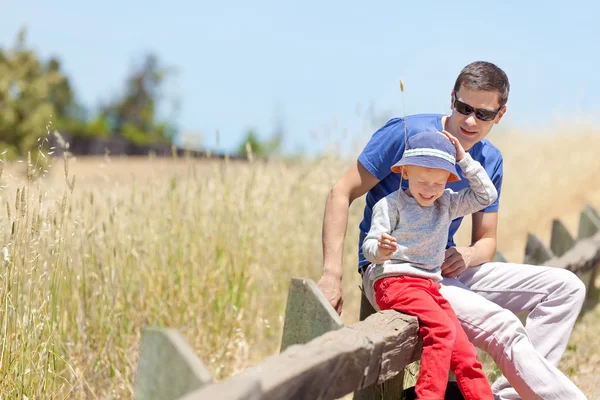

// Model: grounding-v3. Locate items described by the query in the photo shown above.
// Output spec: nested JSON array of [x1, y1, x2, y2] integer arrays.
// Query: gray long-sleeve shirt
[[361, 153, 498, 282]]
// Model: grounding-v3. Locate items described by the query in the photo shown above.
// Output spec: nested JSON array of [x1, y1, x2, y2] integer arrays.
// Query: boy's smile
[[402, 165, 451, 207]]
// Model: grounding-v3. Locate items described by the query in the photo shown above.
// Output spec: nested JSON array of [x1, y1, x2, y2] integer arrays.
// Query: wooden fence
[[132, 204, 600, 400]]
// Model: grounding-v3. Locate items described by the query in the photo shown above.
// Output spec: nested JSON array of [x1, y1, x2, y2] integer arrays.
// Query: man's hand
[[441, 246, 473, 278], [317, 273, 343, 315]]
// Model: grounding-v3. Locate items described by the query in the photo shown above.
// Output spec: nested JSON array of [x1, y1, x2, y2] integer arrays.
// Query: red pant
[[374, 276, 493, 400]]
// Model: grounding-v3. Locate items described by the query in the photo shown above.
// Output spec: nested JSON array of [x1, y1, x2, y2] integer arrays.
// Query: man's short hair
[[454, 61, 510, 107]]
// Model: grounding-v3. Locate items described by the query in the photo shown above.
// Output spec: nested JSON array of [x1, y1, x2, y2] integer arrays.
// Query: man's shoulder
[[375, 113, 443, 134], [405, 113, 444, 131], [473, 138, 503, 164], [405, 113, 444, 120]]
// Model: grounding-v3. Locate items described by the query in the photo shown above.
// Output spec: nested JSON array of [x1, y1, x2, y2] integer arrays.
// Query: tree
[[100, 53, 178, 145], [0, 28, 74, 158], [236, 129, 281, 159]]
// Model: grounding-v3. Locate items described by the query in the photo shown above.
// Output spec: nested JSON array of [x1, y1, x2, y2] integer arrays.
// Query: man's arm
[[442, 211, 498, 278], [318, 161, 380, 314], [467, 211, 499, 265]]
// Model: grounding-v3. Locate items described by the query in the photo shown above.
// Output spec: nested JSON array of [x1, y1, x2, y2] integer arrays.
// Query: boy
[[362, 130, 495, 399]]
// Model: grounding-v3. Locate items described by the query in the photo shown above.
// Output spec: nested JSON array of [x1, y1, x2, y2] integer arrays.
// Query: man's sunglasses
[[453, 94, 501, 122]]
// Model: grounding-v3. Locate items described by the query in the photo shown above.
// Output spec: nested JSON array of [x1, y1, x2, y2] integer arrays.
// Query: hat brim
[[391, 155, 461, 182]]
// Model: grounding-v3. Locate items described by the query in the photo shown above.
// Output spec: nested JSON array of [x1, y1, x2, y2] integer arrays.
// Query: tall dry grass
[[455, 126, 600, 262], [0, 124, 599, 398]]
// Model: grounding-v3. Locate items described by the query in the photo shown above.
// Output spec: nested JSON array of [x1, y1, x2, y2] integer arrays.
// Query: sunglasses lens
[[475, 110, 497, 121], [454, 97, 498, 121], [454, 100, 473, 116]]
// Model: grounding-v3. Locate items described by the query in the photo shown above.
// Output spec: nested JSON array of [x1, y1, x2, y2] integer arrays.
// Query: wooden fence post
[[134, 328, 213, 400], [280, 278, 344, 352], [524, 233, 554, 265], [353, 286, 466, 400], [550, 219, 576, 257], [577, 205, 600, 303], [353, 291, 407, 400], [579, 205, 600, 240]]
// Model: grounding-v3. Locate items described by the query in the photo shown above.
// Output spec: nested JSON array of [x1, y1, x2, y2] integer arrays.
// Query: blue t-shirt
[[356, 114, 504, 270]]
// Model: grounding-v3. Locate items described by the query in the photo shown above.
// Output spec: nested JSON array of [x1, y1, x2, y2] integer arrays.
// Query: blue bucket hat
[[391, 131, 461, 182]]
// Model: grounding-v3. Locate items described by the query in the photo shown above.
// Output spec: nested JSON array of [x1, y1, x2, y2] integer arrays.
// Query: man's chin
[[457, 133, 479, 149]]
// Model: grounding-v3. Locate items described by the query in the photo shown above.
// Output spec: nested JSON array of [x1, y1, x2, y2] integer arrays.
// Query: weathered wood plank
[[185, 310, 419, 400], [550, 219, 576, 257], [546, 231, 600, 274], [586, 204, 600, 220], [178, 370, 263, 400], [134, 328, 213, 400], [349, 310, 421, 384], [545, 230, 600, 312], [280, 278, 344, 352], [524, 232, 554, 265], [579, 205, 600, 239]]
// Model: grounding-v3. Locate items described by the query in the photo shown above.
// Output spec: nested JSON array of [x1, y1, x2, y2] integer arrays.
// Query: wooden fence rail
[[133, 204, 600, 400]]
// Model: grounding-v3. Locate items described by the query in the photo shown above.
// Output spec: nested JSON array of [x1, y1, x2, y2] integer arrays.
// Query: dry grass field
[[1, 125, 599, 398]]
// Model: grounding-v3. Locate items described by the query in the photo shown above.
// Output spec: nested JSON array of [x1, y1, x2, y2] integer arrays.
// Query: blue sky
[[2, 0, 599, 156]]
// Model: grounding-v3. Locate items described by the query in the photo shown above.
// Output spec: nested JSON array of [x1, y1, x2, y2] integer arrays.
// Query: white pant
[[362, 262, 587, 400]]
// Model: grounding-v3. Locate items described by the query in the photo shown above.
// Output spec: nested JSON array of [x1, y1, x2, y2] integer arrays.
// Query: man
[[317, 61, 587, 399]]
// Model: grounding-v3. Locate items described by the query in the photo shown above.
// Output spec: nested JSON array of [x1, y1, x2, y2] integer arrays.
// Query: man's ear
[[494, 105, 507, 124]]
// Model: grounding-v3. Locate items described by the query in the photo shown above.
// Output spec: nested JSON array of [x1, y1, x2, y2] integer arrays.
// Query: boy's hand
[[441, 130, 466, 161], [377, 233, 397, 256]]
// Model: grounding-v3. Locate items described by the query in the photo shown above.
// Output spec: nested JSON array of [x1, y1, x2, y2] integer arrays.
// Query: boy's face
[[402, 165, 450, 207], [447, 86, 507, 150]]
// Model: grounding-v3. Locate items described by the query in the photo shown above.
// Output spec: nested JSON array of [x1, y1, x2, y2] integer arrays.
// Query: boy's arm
[[446, 154, 498, 220], [441, 154, 499, 278], [362, 195, 398, 264]]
